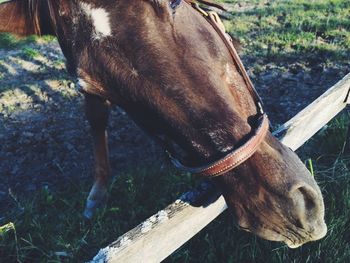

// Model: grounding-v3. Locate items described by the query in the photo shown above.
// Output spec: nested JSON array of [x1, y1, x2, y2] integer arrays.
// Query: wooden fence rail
[[90, 73, 350, 263]]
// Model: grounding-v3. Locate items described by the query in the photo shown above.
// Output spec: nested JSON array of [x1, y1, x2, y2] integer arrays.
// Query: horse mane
[[26, 0, 41, 35], [0, 0, 42, 35]]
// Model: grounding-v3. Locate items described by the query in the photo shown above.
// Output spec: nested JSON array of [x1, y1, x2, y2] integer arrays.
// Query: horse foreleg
[[83, 93, 111, 219]]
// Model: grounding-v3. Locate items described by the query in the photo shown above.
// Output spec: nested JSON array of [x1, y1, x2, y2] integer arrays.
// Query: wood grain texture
[[90, 73, 350, 263], [275, 73, 350, 150], [90, 183, 226, 263]]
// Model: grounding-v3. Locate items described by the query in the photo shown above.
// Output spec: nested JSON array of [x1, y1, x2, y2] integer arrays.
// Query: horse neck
[[0, 0, 42, 36]]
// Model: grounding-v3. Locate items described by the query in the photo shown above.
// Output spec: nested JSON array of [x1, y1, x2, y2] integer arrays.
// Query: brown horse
[[0, 0, 327, 248]]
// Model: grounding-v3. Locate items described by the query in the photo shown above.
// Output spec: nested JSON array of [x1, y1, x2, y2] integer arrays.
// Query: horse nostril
[[288, 183, 327, 242], [289, 184, 323, 230], [296, 185, 317, 211]]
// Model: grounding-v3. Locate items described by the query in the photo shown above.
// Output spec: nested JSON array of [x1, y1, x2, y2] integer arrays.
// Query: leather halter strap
[[169, 114, 269, 177], [166, 2, 269, 178]]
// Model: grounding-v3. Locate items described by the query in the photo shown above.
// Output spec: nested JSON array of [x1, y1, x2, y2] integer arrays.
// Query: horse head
[[0, 0, 327, 248]]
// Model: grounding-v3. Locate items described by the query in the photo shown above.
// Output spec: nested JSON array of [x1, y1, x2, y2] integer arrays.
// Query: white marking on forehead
[[80, 2, 112, 39]]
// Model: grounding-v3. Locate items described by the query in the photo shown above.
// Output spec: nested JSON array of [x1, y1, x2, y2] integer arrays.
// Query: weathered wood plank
[[274, 73, 350, 150], [90, 73, 350, 263], [90, 183, 226, 263]]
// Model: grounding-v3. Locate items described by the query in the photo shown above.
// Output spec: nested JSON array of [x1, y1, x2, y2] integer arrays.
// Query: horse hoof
[[83, 209, 94, 220], [83, 199, 103, 219]]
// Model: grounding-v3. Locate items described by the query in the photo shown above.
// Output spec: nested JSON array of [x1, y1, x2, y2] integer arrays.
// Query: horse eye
[[169, 0, 181, 9]]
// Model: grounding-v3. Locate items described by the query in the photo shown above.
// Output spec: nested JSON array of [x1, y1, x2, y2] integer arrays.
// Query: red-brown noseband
[[169, 114, 269, 178], [167, 2, 270, 178]]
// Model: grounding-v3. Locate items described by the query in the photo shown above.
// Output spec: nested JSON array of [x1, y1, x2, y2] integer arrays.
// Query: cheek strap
[[167, 2, 269, 178]]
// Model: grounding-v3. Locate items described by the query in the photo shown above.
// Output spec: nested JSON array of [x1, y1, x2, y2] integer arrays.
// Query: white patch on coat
[[80, 2, 112, 40]]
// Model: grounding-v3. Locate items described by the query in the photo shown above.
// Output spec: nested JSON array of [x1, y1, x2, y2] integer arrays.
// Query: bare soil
[[0, 40, 349, 215]]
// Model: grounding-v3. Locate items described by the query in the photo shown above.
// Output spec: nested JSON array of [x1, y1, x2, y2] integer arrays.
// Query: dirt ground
[[0, 38, 349, 216]]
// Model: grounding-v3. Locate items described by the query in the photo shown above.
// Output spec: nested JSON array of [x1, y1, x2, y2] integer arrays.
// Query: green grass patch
[[223, 0, 350, 62], [0, 33, 56, 49], [0, 167, 196, 262], [0, 34, 40, 49], [0, 33, 23, 49], [0, 112, 349, 262], [1, 0, 349, 262], [21, 47, 40, 60]]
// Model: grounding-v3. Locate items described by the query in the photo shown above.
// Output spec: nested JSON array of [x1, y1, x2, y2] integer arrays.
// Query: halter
[[166, 2, 269, 178]]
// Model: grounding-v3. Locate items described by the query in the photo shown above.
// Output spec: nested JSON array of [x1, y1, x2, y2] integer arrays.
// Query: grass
[[0, 33, 55, 49], [0, 112, 349, 262], [220, 0, 350, 63], [21, 47, 40, 60], [0, 167, 197, 262], [1, 0, 350, 262], [0, 34, 37, 49]]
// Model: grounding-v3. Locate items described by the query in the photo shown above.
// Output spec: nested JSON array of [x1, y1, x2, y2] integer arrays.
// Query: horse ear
[[0, 0, 41, 36]]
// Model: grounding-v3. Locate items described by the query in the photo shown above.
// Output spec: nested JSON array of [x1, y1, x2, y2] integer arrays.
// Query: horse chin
[[283, 227, 327, 249], [238, 220, 327, 249], [284, 241, 303, 249], [250, 228, 305, 249]]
